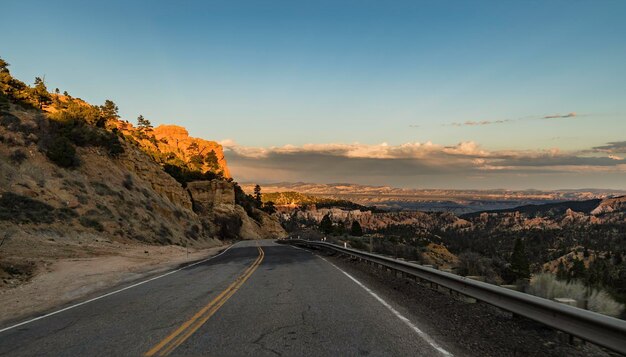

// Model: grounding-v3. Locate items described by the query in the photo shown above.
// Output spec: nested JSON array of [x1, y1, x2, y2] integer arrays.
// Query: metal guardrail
[[282, 239, 626, 355]]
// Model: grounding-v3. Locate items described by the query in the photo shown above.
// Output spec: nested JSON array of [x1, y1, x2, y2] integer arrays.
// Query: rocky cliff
[[152, 125, 230, 178], [187, 180, 286, 240]]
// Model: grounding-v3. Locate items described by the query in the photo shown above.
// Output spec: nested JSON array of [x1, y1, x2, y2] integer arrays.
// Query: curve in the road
[[0, 240, 455, 356]]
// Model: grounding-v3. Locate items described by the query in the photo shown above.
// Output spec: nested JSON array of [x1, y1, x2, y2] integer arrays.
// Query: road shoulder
[[0, 242, 229, 326], [317, 249, 612, 357]]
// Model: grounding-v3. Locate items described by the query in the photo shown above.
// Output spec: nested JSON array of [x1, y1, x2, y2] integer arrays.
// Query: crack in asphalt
[[274, 280, 294, 299], [251, 304, 313, 356]]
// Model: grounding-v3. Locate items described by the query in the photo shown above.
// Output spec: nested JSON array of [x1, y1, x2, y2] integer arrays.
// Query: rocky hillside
[[280, 194, 626, 298], [591, 196, 626, 215], [0, 56, 286, 272], [0, 108, 285, 244], [461, 196, 626, 231]]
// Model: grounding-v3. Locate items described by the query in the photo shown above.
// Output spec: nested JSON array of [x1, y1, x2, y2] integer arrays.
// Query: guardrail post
[[553, 298, 583, 346]]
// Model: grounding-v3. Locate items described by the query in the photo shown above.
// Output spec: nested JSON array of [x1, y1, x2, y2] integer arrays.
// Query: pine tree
[[0, 58, 9, 72], [350, 221, 363, 236], [187, 142, 199, 154], [556, 260, 568, 281], [189, 154, 204, 169], [205, 150, 220, 171], [32, 77, 51, 109], [510, 238, 530, 281], [253, 184, 262, 208], [137, 114, 152, 130], [569, 258, 586, 282], [320, 214, 333, 235], [100, 100, 119, 120], [335, 221, 345, 236]]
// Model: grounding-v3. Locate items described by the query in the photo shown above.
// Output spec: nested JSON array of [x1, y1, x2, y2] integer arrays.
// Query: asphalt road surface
[[0, 240, 456, 356]]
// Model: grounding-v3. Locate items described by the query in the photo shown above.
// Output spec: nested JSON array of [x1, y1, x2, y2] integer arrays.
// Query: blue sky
[[2, 1, 626, 188]]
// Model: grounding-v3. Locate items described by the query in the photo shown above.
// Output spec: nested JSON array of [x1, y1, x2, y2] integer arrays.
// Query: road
[[0, 240, 455, 356]]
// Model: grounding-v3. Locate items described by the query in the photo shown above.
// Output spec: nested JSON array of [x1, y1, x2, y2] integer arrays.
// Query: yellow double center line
[[145, 245, 265, 356]]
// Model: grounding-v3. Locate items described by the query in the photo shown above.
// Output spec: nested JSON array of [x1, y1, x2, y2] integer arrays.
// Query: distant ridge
[[461, 196, 626, 219], [242, 182, 626, 214]]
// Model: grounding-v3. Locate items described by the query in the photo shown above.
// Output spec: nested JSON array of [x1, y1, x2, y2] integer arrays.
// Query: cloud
[[542, 112, 576, 119], [592, 141, 626, 154], [450, 119, 513, 127], [225, 140, 490, 160], [448, 112, 579, 127], [223, 139, 626, 189], [218, 139, 237, 148]]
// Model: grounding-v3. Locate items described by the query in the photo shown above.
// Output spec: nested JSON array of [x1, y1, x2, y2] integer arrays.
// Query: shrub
[[96, 203, 113, 216], [185, 224, 200, 240], [9, 149, 27, 164], [91, 182, 115, 196], [49, 100, 101, 126], [57, 207, 79, 220], [47, 112, 124, 158], [528, 273, 586, 303], [0, 112, 20, 127], [122, 174, 133, 190], [262, 201, 276, 214], [79, 216, 104, 231], [104, 131, 124, 157], [159, 224, 173, 241], [46, 136, 77, 168], [456, 251, 502, 284], [528, 273, 624, 317], [587, 289, 625, 317], [0, 92, 9, 111], [0, 192, 76, 224], [348, 238, 367, 250]]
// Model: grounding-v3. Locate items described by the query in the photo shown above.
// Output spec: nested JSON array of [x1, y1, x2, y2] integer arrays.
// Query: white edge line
[[310, 251, 453, 357], [0, 243, 238, 334], [287, 244, 309, 252]]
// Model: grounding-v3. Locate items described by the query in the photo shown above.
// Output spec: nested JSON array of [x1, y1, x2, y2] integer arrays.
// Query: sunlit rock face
[[153, 125, 230, 178]]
